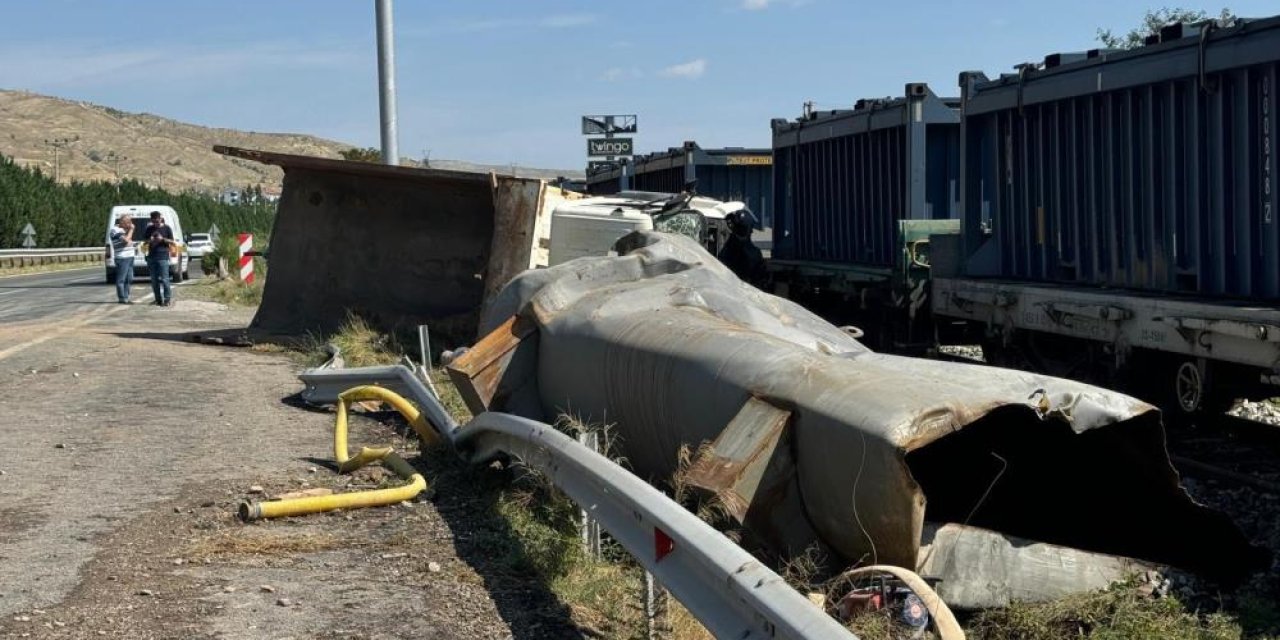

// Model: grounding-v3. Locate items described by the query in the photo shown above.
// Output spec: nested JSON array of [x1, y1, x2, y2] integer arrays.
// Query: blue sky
[[0, 1, 1271, 169]]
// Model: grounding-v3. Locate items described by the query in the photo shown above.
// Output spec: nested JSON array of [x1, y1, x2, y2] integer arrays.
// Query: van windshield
[[129, 218, 151, 240]]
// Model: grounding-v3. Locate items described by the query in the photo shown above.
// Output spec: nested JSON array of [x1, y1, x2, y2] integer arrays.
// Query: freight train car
[[931, 16, 1280, 417], [585, 161, 627, 195], [767, 84, 963, 348], [585, 142, 774, 229]]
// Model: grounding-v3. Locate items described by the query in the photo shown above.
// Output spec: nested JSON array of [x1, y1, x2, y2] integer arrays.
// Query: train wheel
[[1173, 360, 1206, 414], [1163, 357, 1235, 422]]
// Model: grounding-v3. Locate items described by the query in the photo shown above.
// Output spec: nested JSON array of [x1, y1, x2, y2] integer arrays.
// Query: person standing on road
[[143, 211, 175, 307], [109, 215, 136, 304]]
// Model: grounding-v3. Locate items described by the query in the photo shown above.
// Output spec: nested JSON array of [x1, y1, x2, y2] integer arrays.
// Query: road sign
[[208, 223, 220, 243], [587, 161, 619, 173], [588, 138, 634, 157], [582, 115, 637, 135], [19, 223, 35, 248]]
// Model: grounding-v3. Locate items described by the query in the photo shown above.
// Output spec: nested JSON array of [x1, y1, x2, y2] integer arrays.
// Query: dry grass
[[187, 277, 264, 306], [322, 312, 402, 368], [965, 579, 1242, 640], [186, 529, 358, 560]]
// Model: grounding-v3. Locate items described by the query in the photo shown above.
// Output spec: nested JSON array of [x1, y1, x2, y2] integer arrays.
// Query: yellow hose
[[240, 386, 440, 521]]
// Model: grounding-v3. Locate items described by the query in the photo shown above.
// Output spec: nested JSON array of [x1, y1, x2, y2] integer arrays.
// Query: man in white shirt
[[109, 215, 136, 304]]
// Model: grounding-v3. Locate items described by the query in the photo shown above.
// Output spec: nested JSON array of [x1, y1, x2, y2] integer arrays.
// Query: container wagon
[[931, 16, 1280, 417], [585, 161, 628, 195], [768, 83, 962, 348]]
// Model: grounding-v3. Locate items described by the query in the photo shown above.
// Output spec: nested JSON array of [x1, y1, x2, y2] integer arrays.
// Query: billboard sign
[[587, 138, 634, 157], [581, 115, 637, 135]]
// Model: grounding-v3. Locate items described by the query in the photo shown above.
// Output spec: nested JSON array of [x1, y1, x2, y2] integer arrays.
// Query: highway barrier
[[296, 364, 860, 640], [0, 247, 101, 269]]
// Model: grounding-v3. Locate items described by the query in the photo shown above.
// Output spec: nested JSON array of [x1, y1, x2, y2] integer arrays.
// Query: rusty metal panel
[[446, 315, 534, 415], [685, 397, 817, 554], [478, 230, 1263, 581], [483, 178, 579, 320], [214, 146, 544, 346]]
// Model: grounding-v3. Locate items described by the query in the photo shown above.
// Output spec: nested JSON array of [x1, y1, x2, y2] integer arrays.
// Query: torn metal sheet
[[916, 523, 1156, 610], [477, 230, 1265, 582]]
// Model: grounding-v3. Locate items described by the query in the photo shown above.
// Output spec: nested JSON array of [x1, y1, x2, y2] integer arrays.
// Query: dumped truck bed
[[456, 231, 1265, 587], [213, 146, 578, 344]]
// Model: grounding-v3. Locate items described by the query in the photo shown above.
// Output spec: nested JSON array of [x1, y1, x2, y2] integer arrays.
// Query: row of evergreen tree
[[0, 155, 275, 249]]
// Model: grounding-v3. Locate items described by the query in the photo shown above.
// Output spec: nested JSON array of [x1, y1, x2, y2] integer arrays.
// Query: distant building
[[218, 188, 241, 205]]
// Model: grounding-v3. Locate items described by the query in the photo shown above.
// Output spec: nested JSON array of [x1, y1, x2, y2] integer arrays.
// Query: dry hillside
[[0, 89, 580, 193]]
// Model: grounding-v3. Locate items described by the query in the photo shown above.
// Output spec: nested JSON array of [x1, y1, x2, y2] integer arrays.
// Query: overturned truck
[[448, 231, 1265, 607], [213, 145, 580, 344]]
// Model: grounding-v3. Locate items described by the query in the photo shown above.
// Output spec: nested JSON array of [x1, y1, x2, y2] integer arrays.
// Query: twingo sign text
[[587, 138, 634, 157]]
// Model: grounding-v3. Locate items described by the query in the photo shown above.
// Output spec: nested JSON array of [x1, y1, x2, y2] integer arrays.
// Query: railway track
[[1168, 413, 1280, 494]]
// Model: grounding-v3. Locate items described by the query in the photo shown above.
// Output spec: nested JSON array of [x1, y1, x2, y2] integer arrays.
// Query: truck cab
[[548, 190, 750, 267]]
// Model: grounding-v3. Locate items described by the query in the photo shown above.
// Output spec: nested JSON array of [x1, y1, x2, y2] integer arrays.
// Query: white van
[[104, 205, 189, 284]]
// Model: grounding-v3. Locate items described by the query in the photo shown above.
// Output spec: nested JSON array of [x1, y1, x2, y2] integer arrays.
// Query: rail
[[0, 245, 101, 256], [0, 247, 103, 269], [298, 365, 857, 640]]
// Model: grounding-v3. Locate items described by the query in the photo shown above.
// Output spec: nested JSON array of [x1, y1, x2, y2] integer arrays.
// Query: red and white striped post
[[238, 233, 254, 284]]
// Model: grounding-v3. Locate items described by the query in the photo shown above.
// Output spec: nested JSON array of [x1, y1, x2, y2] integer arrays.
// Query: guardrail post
[[578, 430, 602, 559], [645, 571, 670, 639]]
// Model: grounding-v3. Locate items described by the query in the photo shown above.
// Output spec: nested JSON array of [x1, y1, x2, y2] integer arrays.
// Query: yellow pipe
[[241, 386, 438, 521]]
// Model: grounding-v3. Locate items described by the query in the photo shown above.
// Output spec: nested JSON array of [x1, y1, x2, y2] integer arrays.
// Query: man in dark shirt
[[143, 211, 175, 306]]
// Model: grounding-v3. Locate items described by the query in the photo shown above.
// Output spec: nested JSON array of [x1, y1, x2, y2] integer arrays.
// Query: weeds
[[189, 277, 264, 306], [319, 312, 403, 368], [965, 578, 1241, 640]]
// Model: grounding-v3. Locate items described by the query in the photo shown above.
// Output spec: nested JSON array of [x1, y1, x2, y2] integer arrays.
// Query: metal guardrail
[[0, 247, 102, 269], [0, 247, 103, 258], [298, 365, 856, 640]]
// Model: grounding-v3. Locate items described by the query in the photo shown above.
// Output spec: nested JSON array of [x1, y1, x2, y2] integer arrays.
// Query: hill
[[0, 90, 581, 193]]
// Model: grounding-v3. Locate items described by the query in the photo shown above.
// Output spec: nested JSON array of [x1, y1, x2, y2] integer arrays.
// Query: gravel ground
[[0, 300, 571, 639]]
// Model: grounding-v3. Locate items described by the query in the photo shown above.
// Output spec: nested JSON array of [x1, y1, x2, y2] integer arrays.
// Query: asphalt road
[[0, 260, 207, 325]]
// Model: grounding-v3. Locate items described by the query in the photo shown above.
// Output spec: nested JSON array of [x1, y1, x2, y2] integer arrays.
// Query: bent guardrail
[[298, 365, 856, 640]]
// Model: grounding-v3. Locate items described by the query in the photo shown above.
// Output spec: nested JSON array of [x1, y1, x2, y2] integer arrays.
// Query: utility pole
[[155, 170, 167, 191], [107, 151, 125, 194], [375, 0, 400, 166], [43, 137, 78, 183]]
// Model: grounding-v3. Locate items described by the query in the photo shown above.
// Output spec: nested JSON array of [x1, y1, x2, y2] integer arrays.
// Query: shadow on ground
[[413, 446, 589, 639]]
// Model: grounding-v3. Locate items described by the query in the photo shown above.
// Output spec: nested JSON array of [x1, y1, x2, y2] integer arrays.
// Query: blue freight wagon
[[931, 16, 1280, 417], [767, 84, 963, 349]]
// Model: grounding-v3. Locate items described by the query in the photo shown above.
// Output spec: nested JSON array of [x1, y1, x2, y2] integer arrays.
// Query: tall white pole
[[375, 0, 400, 165]]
